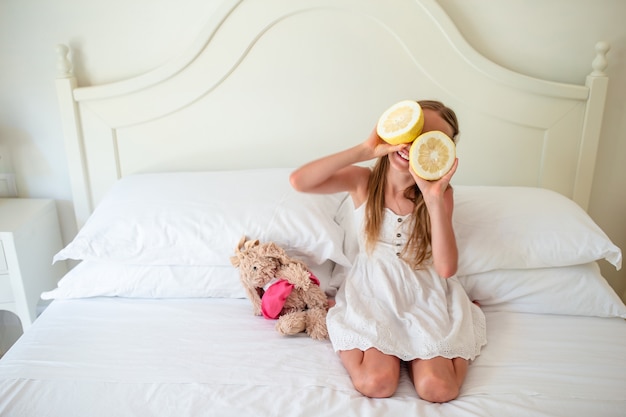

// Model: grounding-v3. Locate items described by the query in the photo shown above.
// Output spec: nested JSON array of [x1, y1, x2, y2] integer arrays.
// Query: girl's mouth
[[397, 149, 410, 161]]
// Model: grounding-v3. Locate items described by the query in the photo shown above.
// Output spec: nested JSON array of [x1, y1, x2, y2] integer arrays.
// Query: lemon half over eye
[[409, 130, 456, 180], [376, 100, 424, 145]]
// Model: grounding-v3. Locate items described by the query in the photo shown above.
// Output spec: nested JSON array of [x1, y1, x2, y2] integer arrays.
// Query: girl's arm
[[290, 127, 405, 202], [412, 159, 459, 278]]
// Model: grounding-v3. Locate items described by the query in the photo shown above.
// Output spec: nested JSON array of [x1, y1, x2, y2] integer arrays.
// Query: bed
[[1, 0, 625, 415]]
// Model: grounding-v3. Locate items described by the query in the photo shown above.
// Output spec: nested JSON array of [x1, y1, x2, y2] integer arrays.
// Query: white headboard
[[55, 0, 609, 228]]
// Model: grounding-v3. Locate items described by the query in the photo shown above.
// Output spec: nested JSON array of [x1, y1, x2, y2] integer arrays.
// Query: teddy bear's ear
[[243, 239, 260, 251], [260, 242, 288, 261], [235, 235, 248, 251], [232, 236, 250, 267]]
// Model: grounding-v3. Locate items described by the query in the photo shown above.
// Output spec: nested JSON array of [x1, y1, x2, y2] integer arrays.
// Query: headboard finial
[[591, 41, 610, 76], [56, 44, 73, 78]]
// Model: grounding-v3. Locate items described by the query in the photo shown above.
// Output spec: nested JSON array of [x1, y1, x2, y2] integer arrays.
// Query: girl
[[289, 100, 486, 403]]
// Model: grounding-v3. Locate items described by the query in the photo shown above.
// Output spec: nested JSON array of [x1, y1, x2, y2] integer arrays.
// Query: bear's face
[[237, 252, 280, 290], [230, 237, 287, 291]]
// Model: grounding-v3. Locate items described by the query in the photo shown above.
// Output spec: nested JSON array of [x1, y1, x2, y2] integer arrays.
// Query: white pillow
[[453, 186, 622, 275], [53, 169, 350, 268], [329, 186, 622, 290], [42, 259, 336, 300], [458, 262, 626, 318]]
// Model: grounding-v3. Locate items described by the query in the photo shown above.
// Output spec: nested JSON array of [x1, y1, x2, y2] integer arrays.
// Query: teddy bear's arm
[[302, 283, 329, 310], [278, 263, 312, 291]]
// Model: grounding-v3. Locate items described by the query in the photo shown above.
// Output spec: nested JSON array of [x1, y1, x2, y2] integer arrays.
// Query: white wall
[[0, 0, 624, 300]]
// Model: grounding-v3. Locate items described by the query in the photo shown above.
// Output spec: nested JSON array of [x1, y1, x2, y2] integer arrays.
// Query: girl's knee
[[352, 369, 399, 398], [415, 374, 459, 403]]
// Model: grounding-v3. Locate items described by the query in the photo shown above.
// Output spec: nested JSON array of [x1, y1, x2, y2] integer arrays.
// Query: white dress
[[326, 204, 487, 361]]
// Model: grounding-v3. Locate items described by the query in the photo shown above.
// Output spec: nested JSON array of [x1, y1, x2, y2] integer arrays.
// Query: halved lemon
[[409, 130, 456, 180], [376, 100, 424, 145]]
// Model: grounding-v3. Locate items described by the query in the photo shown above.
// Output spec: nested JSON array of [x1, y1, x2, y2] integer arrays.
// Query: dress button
[[396, 252, 401, 256], [397, 218, 402, 223], [396, 233, 401, 238]]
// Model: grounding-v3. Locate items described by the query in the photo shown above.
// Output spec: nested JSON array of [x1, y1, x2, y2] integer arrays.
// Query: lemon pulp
[[409, 130, 456, 180], [376, 100, 424, 145]]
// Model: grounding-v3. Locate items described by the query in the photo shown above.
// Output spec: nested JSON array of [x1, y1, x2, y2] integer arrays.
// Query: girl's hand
[[411, 158, 458, 202], [363, 125, 408, 160]]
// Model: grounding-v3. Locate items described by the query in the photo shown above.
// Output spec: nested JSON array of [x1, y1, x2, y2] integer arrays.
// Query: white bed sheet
[[1, 297, 625, 417]]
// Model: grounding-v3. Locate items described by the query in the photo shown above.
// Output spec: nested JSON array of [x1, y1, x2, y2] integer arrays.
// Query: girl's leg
[[339, 348, 401, 398], [409, 356, 468, 403]]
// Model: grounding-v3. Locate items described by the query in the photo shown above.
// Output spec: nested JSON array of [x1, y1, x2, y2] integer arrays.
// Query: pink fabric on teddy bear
[[261, 273, 320, 319]]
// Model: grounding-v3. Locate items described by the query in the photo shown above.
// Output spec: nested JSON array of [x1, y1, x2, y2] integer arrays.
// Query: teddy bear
[[229, 236, 329, 340]]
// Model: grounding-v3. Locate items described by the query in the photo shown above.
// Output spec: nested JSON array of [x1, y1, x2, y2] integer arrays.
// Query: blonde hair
[[363, 100, 459, 269]]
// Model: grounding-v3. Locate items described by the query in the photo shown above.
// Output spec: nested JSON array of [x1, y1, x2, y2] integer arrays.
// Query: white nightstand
[[0, 198, 67, 331]]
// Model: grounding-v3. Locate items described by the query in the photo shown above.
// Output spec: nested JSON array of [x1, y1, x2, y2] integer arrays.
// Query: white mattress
[[1, 297, 625, 417]]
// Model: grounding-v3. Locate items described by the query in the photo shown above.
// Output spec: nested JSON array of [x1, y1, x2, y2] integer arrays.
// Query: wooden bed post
[[574, 41, 610, 211], [55, 44, 92, 228]]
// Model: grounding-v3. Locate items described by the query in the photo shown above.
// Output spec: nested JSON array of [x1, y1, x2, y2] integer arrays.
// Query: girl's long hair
[[363, 100, 459, 269]]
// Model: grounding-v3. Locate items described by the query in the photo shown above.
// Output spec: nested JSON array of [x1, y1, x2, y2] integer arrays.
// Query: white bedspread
[[1, 297, 625, 417]]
